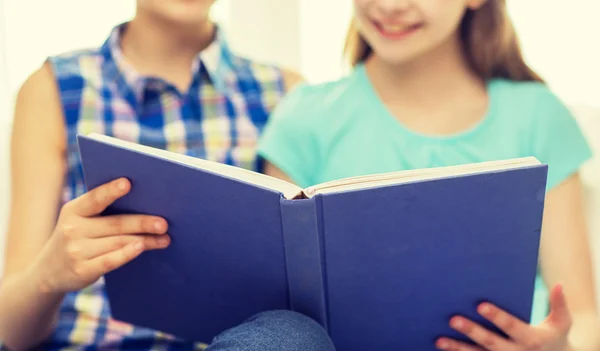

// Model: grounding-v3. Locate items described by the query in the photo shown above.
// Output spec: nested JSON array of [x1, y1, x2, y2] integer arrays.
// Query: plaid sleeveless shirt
[[43, 23, 287, 350]]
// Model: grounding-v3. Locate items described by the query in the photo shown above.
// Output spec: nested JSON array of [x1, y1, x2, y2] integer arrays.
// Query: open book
[[85, 133, 542, 199], [78, 133, 548, 351]]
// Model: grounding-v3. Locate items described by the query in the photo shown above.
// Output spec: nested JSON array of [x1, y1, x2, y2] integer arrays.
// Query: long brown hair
[[343, 0, 543, 82]]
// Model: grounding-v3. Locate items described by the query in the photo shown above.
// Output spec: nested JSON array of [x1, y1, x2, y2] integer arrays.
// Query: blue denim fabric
[[206, 311, 336, 351]]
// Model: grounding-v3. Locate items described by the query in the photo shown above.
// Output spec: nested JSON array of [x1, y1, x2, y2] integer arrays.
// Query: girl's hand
[[436, 284, 572, 351], [33, 178, 171, 294]]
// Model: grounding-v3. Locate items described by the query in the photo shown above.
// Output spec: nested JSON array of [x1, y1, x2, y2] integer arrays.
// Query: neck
[[365, 34, 484, 108], [121, 14, 215, 71]]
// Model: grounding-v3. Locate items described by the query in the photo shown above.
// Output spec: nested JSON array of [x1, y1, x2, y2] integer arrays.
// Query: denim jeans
[[205, 310, 336, 351]]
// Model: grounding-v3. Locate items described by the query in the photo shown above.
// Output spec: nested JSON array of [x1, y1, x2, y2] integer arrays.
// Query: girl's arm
[[0, 62, 69, 348], [539, 173, 600, 351], [281, 69, 304, 93], [264, 161, 294, 183], [0, 62, 170, 350]]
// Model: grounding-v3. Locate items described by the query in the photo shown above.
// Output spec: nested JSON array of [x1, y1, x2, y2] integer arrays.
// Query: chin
[[368, 42, 433, 67], [159, 10, 210, 27], [367, 31, 456, 68], [151, 2, 211, 26]]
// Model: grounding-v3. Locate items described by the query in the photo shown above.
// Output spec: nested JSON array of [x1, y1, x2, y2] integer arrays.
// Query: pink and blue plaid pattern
[[42, 23, 287, 350]]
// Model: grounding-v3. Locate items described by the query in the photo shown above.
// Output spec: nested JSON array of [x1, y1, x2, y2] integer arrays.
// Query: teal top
[[258, 63, 593, 325]]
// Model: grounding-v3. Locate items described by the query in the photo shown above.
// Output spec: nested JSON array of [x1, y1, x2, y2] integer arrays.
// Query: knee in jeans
[[208, 310, 335, 351], [250, 310, 334, 349], [250, 310, 318, 328]]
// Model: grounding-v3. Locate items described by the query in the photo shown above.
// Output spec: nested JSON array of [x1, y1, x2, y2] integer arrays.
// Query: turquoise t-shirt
[[257, 64, 593, 325]]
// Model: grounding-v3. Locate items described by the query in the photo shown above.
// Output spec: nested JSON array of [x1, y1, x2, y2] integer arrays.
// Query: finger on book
[[448, 316, 514, 351], [69, 178, 131, 217], [477, 302, 532, 343], [68, 234, 170, 260], [84, 214, 168, 238], [79, 240, 146, 277]]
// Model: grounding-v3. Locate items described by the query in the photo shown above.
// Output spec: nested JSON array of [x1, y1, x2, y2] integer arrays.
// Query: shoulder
[[490, 79, 592, 188], [229, 55, 288, 85], [13, 60, 67, 151], [281, 68, 304, 92], [46, 47, 105, 80], [260, 74, 359, 141], [247, 63, 304, 93], [19, 47, 102, 93], [489, 78, 579, 130], [17, 61, 62, 109], [271, 73, 361, 122], [234, 59, 305, 90], [229, 56, 306, 115], [16, 50, 98, 114], [42, 47, 109, 101], [490, 79, 570, 117], [489, 78, 583, 139], [491, 78, 560, 98]]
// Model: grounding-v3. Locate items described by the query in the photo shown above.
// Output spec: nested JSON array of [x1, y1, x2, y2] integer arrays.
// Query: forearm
[[569, 312, 600, 351], [0, 265, 64, 350]]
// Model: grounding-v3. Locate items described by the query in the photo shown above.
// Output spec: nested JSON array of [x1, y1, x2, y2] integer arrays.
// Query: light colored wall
[[508, 0, 600, 106], [227, 0, 301, 72], [3, 0, 135, 110]]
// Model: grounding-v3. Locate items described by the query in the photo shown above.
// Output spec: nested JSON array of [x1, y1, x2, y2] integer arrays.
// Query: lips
[[373, 21, 424, 39]]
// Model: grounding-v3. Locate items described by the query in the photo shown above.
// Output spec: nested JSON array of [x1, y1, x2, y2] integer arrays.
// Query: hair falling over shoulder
[[343, 0, 544, 83]]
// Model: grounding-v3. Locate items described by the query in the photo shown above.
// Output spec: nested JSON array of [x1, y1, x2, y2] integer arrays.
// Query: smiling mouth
[[373, 21, 424, 39]]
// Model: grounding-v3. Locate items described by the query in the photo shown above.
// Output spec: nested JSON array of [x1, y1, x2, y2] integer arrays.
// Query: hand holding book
[[437, 284, 572, 351], [32, 178, 171, 295]]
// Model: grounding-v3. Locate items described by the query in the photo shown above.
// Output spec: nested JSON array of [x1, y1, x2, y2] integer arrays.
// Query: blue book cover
[[78, 133, 547, 350]]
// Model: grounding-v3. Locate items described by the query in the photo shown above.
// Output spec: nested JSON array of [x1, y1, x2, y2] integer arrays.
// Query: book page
[[304, 157, 541, 197], [85, 133, 304, 199]]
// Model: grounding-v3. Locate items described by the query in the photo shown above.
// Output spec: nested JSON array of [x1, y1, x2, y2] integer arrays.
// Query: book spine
[[280, 197, 328, 330]]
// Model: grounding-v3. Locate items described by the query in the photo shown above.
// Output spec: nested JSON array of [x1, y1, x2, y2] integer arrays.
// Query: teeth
[[382, 24, 408, 33]]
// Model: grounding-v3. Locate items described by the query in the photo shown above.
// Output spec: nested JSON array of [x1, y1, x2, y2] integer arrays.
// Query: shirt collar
[[100, 22, 237, 100], [197, 26, 237, 93]]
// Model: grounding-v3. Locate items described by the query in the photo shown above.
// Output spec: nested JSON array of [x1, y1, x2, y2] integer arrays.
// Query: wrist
[[25, 261, 64, 301], [0, 265, 63, 351]]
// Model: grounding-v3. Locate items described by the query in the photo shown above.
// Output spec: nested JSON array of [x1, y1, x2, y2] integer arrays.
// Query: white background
[[0, 1, 598, 300]]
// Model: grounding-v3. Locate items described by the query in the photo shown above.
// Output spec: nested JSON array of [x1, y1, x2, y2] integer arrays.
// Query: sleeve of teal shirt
[[258, 83, 321, 188], [531, 87, 593, 191]]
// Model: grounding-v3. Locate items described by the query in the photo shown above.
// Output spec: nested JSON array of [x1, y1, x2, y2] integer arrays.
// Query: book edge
[[78, 133, 304, 199], [307, 160, 545, 197]]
